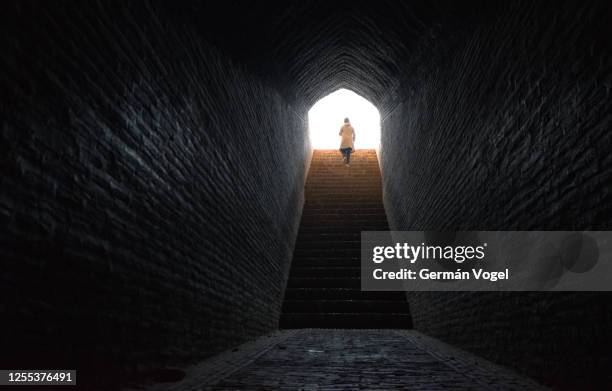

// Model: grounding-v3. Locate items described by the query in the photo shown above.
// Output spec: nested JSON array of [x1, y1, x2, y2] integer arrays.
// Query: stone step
[[305, 191, 382, 196], [303, 196, 383, 201], [300, 209, 386, 216], [298, 219, 385, 226], [307, 167, 380, 171], [300, 208, 386, 216], [294, 241, 360, 250], [287, 277, 360, 289], [300, 206, 386, 213], [297, 225, 389, 234], [306, 176, 381, 181], [282, 300, 411, 313], [308, 167, 379, 172], [308, 166, 379, 171], [307, 172, 380, 176], [296, 231, 361, 244], [306, 185, 381, 189], [301, 205, 386, 212], [300, 212, 387, 218], [299, 216, 388, 225], [290, 257, 361, 268], [310, 157, 378, 162], [304, 190, 383, 197], [292, 248, 362, 259], [289, 266, 360, 278], [283, 288, 407, 301], [306, 175, 380, 180], [304, 194, 383, 200], [306, 186, 381, 190], [306, 179, 382, 184], [280, 312, 412, 329], [301, 195, 383, 202], [305, 184, 381, 188]]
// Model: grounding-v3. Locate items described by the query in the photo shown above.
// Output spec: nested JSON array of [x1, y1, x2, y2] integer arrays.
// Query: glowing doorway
[[308, 89, 381, 149]]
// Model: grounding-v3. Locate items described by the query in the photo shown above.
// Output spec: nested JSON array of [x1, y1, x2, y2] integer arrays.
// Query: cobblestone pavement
[[144, 329, 547, 391]]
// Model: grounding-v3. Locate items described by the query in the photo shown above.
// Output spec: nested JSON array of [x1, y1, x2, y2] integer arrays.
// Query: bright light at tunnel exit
[[308, 89, 381, 149]]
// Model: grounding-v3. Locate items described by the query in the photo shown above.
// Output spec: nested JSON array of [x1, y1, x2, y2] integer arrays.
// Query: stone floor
[[140, 329, 547, 391]]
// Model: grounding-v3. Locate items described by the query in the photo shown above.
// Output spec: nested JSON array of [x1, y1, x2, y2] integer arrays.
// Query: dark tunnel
[[1, 0, 612, 390]]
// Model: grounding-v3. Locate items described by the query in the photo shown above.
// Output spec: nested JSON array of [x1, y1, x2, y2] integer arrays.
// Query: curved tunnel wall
[[380, 1, 612, 388], [1, 1, 309, 383]]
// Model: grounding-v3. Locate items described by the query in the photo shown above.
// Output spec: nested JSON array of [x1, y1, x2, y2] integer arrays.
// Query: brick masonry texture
[[0, 1, 308, 388], [379, 1, 612, 388]]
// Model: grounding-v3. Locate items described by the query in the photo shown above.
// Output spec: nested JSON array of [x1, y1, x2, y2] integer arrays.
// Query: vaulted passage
[[2, 1, 612, 390]]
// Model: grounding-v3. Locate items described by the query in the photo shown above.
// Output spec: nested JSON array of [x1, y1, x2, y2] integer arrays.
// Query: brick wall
[[0, 1, 308, 388], [380, 1, 612, 388]]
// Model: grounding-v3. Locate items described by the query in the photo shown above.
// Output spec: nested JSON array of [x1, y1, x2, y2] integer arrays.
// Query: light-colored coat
[[339, 124, 355, 150]]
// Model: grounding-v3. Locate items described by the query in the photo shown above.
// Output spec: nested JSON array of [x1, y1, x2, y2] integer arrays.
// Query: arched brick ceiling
[[265, 0, 438, 111], [170, 0, 470, 114]]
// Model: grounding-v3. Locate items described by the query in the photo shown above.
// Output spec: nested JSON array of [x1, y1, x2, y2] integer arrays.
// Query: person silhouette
[[339, 117, 356, 166]]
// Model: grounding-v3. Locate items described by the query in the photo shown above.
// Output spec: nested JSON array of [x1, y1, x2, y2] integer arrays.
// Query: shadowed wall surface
[[1, 0, 611, 389], [1, 1, 308, 387], [378, 2, 612, 388]]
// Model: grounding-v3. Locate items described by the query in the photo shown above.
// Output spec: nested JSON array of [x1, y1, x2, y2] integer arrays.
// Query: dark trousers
[[340, 147, 352, 163]]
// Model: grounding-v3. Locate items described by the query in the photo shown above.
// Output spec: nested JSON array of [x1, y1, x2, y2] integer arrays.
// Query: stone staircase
[[280, 149, 412, 328]]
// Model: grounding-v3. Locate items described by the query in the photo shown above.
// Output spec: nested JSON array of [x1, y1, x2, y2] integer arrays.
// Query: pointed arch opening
[[307, 89, 381, 150]]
